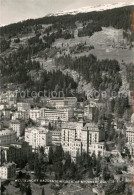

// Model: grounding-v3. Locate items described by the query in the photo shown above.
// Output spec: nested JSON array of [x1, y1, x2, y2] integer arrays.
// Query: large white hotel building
[[25, 127, 52, 149], [61, 122, 105, 159]]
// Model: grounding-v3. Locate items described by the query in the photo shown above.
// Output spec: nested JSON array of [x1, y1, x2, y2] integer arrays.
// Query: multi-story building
[[8, 97, 17, 107], [89, 142, 105, 156], [126, 125, 134, 143], [122, 124, 134, 157], [82, 123, 105, 145], [47, 97, 77, 108], [48, 98, 65, 108], [60, 107, 74, 119], [0, 91, 17, 106], [0, 129, 17, 146], [40, 108, 57, 120], [0, 162, 16, 179], [50, 130, 61, 146], [25, 127, 52, 149], [74, 108, 84, 120], [64, 97, 77, 108], [70, 140, 82, 158], [61, 121, 83, 157], [125, 142, 134, 156], [81, 128, 89, 153], [37, 118, 49, 127], [40, 108, 47, 118], [0, 142, 32, 164], [61, 122, 105, 159], [17, 102, 30, 111], [29, 108, 40, 121], [37, 117, 66, 129], [9, 120, 25, 137], [40, 107, 72, 122], [84, 105, 94, 120], [12, 110, 29, 121], [2, 109, 11, 119]]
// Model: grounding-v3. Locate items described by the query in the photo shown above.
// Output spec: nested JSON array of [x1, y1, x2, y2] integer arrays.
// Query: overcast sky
[[0, 0, 133, 26]]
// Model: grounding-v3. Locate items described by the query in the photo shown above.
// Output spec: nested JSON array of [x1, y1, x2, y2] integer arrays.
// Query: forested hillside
[[0, 5, 133, 100], [55, 55, 122, 91]]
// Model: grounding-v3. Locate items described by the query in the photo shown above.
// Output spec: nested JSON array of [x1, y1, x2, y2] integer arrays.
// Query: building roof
[[10, 120, 21, 124], [1, 162, 16, 168], [25, 126, 49, 134], [50, 98, 64, 100], [62, 121, 83, 129], [0, 129, 16, 136], [126, 125, 134, 132], [30, 109, 40, 112], [83, 123, 99, 131]]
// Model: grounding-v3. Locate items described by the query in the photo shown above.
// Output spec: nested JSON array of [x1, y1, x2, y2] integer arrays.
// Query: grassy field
[[52, 27, 134, 63]]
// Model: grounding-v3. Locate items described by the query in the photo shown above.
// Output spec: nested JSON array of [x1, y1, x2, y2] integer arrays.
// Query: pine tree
[[26, 185, 32, 195], [41, 187, 45, 195], [49, 147, 54, 164], [34, 154, 41, 178]]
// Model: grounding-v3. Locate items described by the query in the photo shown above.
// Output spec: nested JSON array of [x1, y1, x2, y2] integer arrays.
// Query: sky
[[0, 0, 134, 26]]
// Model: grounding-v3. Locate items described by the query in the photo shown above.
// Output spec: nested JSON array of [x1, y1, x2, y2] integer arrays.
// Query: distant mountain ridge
[[1, 2, 134, 27], [46, 2, 134, 16]]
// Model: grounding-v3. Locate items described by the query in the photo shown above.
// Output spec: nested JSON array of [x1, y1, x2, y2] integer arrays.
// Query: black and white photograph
[[0, 0, 134, 194]]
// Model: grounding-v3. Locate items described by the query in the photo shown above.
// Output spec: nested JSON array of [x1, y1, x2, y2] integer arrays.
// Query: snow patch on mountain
[[46, 2, 134, 16]]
